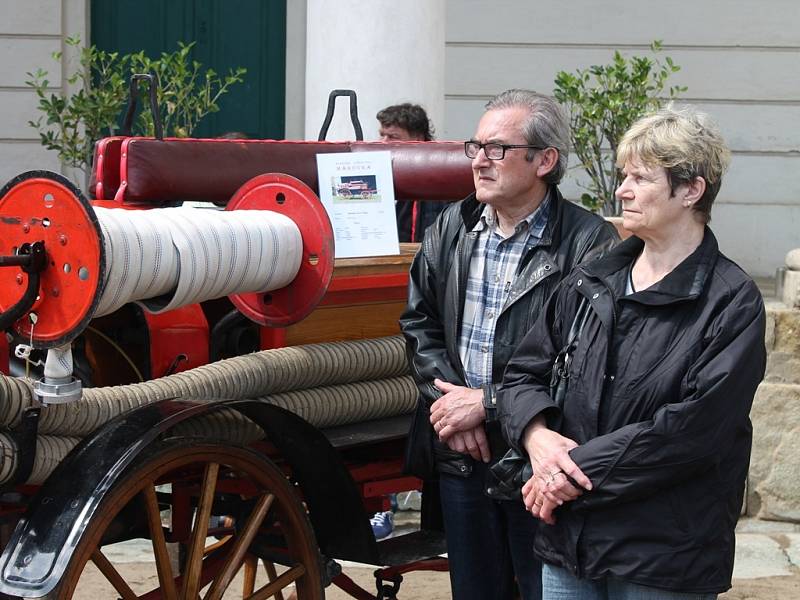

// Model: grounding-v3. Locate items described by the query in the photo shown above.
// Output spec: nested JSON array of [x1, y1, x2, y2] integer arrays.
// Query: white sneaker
[[370, 511, 394, 540]]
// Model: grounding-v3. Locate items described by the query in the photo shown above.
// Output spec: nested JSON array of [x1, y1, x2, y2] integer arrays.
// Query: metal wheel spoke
[[263, 561, 286, 600], [247, 565, 306, 600], [90, 549, 139, 600], [142, 483, 179, 600], [205, 493, 275, 600], [182, 462, 220, 599]]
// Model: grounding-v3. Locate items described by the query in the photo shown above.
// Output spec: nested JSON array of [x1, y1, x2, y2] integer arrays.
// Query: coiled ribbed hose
[[0, 335, 408, 434], [171, 376, 418, 446], [0, 375, 417, 485], [0, 433, 81, 485], [0, 336, 417, 484]]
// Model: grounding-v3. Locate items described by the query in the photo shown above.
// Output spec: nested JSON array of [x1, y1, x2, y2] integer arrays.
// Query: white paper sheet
[[316, 151, 400, 258]]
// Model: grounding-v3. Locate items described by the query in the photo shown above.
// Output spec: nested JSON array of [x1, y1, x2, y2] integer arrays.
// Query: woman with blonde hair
[[497, 107, 766, 599]]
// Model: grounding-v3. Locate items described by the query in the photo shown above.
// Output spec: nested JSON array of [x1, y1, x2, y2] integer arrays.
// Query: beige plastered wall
[[1, 0, 798, 276], [0, 0, 88, 187], [443, 0, 800, 277]]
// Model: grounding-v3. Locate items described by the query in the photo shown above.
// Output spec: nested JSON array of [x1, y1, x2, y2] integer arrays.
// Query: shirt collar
[[581, 226, 719, 304], [471, 189, 552, 238]]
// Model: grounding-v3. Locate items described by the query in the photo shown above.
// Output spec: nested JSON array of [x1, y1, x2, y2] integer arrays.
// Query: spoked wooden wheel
[[57, 439, 324, 599]]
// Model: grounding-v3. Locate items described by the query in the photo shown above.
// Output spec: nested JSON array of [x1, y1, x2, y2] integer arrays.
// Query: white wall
[[444, 0, 800, 276], [284, 0, 307, 140], [3, 1, 795, 275], [304, 0, 445, 142], [0, 0, 88, 187]]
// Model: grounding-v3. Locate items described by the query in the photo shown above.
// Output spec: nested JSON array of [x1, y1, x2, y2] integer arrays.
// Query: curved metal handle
[[0, 241, 47, 331], [121, 73, 164, 140], [318, 89, 363, 141]]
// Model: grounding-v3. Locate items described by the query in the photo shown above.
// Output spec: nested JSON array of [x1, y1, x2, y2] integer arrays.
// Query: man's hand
[[443, 425, 491, 463], [522, 416, 593, 497], [429, 379, 485, 440]]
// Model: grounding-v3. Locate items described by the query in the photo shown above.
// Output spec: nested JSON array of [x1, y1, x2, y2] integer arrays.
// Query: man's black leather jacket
[[400, 187, 619, 477]]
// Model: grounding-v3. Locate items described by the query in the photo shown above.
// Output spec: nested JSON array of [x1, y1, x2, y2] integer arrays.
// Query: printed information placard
[[316, 151, 400, 258]]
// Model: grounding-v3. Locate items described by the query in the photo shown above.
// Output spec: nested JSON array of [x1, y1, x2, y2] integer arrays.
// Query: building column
[[304, 0, 445, 141]]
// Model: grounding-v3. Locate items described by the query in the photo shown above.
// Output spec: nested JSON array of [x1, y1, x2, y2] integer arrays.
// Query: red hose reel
[[0, 171, 335, 348], [227, 173, 335, 327]]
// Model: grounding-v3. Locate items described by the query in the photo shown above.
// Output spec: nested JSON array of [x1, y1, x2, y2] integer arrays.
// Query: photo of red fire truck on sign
[[333, 174, 379, 201]]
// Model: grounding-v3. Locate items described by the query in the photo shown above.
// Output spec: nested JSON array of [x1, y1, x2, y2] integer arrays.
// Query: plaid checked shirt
[[459, 192, 551, 388]]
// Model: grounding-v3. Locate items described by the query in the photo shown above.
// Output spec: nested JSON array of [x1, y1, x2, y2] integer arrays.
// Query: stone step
[[748, 381, 800, 521], [765, 304, 800, 385]]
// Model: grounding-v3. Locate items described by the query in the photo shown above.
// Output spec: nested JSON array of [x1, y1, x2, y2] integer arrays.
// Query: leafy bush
[[26, 36, 246, 177], [553, 41, 686, 215]]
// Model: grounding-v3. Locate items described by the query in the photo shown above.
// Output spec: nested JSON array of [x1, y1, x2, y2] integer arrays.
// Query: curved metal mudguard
[[0, 398, 379, 598]]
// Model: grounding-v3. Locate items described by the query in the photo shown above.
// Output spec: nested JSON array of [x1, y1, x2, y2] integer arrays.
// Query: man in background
[[377, 103, 446, 242], [367, 103, 442, 540]]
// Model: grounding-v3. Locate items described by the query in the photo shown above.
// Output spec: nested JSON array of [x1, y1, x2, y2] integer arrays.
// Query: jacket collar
[[581, 226, 719, 304], [459, 184, 565, 247]]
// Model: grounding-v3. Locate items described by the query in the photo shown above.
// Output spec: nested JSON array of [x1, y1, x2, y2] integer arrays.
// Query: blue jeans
[[542, 564, 717, 600], [440, 461, 541, 600]]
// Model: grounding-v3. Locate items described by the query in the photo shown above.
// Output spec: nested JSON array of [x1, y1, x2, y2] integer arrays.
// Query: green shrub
[[26, 36, 246, 178], [553, 41, 686, 215]]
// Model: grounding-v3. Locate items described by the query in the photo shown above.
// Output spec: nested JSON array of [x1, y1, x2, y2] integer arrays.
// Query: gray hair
[[485, 89, 569, 184]]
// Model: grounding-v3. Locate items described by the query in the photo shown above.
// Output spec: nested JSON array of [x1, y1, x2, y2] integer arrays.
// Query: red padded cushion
[[120, 138, 350, 204], [89, 137, 124, 200], [350, 141, 474, 201], [95, 137, 475, 204]]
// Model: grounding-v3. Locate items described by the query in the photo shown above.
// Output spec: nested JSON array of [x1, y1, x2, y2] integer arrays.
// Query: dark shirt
[[395, 199, 448, 242]]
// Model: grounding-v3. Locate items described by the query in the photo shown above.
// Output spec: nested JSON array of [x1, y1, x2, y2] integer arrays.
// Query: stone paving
[[353, 513, 800, 586], [732, 518, 800, 579], [99, 506, 800, 597]]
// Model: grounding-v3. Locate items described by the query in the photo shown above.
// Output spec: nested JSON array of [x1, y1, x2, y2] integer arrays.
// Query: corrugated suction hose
[[0, 335, 416, 484]]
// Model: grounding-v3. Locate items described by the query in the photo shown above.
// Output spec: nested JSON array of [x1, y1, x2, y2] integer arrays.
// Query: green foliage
[[26, 36, 246, 177], [553, 41, 686, 215], [126, 42, 246, 139]]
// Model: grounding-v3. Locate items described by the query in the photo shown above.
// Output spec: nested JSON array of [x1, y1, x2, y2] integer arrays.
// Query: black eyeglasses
[[464, 141, 547, 160]]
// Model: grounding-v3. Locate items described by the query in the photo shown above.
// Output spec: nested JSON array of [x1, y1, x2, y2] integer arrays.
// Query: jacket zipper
[[451, 230, 477, 382], [599, 279, 618, 403], [574, 277, 617, 580], [501, 261, 559, 315]]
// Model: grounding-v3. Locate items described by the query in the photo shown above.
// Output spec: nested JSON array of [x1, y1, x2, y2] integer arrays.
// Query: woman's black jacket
[[498, 229, 767, 593], [400, 188, 618, 478]]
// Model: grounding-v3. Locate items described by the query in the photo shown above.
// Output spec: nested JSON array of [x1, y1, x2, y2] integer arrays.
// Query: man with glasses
[[400, 89, 617, 600]]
